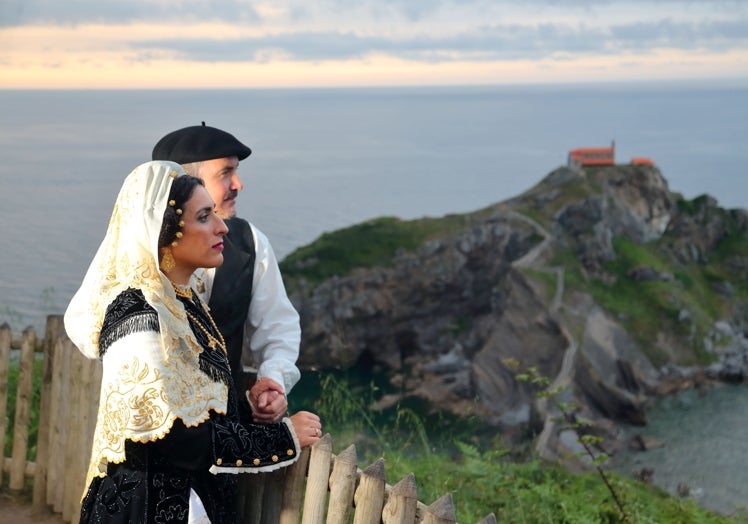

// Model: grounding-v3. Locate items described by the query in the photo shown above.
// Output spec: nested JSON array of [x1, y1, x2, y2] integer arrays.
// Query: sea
[[1, 81, 748, 515]]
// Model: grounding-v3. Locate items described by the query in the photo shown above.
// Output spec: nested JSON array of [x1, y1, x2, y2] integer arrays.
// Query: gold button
[[216, 458, 223, 465], [272, 455, 279, 462], [236, 459, 243, 467], [287, 449, 294, 456], [253, 458, 260, 466]]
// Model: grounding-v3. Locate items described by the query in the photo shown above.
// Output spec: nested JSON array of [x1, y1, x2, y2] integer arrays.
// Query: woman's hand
[[247, 377, 288, 423], [289, 410, 322, 448]]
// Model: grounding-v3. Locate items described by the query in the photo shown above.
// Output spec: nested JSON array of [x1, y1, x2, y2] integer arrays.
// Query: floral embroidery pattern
[[85, 289, 228, 493]]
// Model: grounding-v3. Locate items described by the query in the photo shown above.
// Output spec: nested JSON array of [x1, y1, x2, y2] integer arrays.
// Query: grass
[[3, 354, 43, 460], [279, 213, 492, 290], [538, 230, 745, 368], [4, 351, 748, 523], [592, 234, 746, 365], [297, 372, 747, 524]]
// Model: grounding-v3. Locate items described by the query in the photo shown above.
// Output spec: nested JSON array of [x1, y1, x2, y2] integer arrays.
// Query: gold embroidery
[[69, 164, 233, 497], [85, 346, 228, 493]]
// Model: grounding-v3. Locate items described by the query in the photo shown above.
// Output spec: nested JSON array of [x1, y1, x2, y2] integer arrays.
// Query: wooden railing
[[1, 316, 496, 524]]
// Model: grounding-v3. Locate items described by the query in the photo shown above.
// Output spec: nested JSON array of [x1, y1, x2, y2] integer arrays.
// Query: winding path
[[505, 209, 580, 459]]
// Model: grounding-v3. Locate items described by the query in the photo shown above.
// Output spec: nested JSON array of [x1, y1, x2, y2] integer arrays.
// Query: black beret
[[152, 122, 252, 164]]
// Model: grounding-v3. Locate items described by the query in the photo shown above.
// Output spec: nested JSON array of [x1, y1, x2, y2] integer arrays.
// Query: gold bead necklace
[[170, 281, 226, 354], [170, 280, 193, 300], [185, 309, 227, 355]]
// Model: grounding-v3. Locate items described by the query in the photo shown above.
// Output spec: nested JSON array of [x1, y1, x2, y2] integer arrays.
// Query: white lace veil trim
[[63, 161, 228, 490], [65, 161, 196, 360]]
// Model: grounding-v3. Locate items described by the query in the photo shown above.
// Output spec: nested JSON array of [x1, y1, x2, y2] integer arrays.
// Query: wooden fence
[[1, 316, 496, 524]]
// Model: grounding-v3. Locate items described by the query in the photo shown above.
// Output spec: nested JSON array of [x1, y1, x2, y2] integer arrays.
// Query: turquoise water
[[610, 383, 748, 516]]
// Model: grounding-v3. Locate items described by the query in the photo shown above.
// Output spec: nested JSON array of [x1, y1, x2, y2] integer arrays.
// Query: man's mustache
[[225, 190, 238, 201]]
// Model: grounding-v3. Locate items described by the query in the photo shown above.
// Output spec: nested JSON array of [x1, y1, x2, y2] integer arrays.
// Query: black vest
[[208, 217, 255, 392]]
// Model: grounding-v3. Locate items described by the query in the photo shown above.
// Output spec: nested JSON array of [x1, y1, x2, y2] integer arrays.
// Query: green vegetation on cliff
[[280, 212, 492, 289], [282, 165, 748, 369]]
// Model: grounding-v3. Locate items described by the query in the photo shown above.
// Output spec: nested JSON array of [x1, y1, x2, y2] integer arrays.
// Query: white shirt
[[193, 223, 301, 394]]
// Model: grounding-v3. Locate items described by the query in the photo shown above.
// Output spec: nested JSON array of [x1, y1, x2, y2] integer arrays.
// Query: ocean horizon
[[2, 81, 748, 516], [1, 81, 747, 332]]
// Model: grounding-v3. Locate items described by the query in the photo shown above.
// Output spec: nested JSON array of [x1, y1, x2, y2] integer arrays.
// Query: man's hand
[[247, 377, 288, 423]]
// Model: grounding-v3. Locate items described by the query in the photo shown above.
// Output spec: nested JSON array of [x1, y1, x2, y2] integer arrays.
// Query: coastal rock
[[288, 163, 748, 463], [633, 466, 655, 483], [574, 307, 658, 425], [627, 266, 673, 282], [628, 434, 666, 451]]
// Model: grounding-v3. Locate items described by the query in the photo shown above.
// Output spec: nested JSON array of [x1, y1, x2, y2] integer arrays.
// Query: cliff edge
[[281, 164, 748, 461]]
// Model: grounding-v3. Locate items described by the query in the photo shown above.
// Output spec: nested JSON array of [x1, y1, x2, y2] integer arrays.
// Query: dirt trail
[[0, 493, 66, 524]]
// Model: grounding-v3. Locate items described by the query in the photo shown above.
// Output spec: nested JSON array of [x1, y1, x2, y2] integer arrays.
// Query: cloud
[[0, 0, 261, 26], [1, 0, 746, 88], [128, 17, 748, 64], [3, 0, 746, 27]]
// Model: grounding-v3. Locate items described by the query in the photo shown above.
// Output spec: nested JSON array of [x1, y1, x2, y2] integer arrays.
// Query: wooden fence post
[[0, 322, 10, 483], [10, 326, 36, 491], [352, 458, 386, 524], [240, 471, 266, 524], [326, 444, 357, 524], [259, 466, 289, 524], [63, 348, 85, 522], [382, 473, 418, 524], [33, 315, 64, 508], [421, 493, 456, 524], [66, 353, 97, 524], [301, 433, 332, 524], [279, 445, 311, 524], [476, 513, 497, 524], [50, 337, 72, 512], [240, 467, 292, 524]]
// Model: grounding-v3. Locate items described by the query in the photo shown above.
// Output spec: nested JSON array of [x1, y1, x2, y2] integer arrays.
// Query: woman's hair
[[158, 175, 205, 249]]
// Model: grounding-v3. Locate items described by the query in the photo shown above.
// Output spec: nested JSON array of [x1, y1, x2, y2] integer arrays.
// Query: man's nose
[[230, 173, 243, 191]]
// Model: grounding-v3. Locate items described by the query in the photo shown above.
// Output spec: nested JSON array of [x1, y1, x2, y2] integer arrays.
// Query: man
[[152, 122, 300, 423]]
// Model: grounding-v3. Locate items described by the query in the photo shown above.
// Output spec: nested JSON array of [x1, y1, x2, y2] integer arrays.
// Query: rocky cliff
[[281, 164, 748, 461]]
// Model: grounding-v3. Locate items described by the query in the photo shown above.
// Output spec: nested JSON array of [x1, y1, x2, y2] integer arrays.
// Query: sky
[[1, 0, 747, 89]]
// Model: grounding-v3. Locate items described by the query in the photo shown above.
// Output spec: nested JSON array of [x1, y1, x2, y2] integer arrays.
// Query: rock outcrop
[[284, 164, 748, 461]]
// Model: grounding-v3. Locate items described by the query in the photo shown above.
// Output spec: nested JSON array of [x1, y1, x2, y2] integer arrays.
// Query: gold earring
[[161, 249, 176, 273]]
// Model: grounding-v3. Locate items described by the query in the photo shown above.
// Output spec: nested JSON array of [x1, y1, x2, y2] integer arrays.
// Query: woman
[[64, 161, 322, 523]]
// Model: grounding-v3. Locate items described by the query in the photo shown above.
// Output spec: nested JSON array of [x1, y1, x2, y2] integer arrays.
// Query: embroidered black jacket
[[80, 288, 299, 524]]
